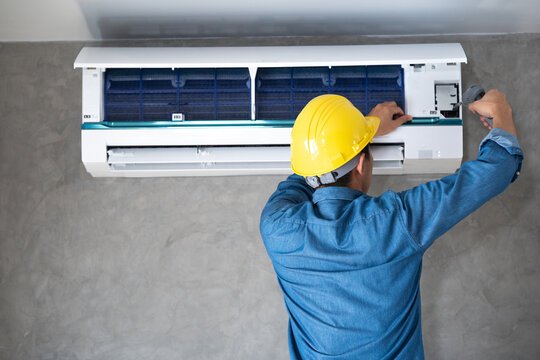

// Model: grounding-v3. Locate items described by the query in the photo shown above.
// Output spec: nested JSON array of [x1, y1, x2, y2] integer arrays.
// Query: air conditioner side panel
[[81, 68, 103, 123], [403, 63, 462, 118], [374, 125, 463, 174]]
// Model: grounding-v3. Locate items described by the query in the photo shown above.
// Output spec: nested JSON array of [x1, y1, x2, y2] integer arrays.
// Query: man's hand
[[368, 102, 412, 137], [468, 89, 517, 136]]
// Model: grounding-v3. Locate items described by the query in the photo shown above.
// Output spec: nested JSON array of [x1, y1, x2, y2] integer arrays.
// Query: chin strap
[[304, 153, 361, 189]]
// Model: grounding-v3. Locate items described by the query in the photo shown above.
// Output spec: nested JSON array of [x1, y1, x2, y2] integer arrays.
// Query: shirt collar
[[312, 186, 364, 204]]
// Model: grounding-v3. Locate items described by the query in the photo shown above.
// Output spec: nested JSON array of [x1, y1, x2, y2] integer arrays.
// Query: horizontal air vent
[[256, 65, 403, 120], [107, 146, 290, 172], [371, 143, 405, 169], [104, 68, 251, 121], [107, 144, 404, 173]]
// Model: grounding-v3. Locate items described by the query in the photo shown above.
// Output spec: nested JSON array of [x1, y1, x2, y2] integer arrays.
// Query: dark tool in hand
[[454, 85, 493, 126]]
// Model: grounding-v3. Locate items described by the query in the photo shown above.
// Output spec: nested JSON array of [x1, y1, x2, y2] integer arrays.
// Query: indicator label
[[172, 113, 185, 121]]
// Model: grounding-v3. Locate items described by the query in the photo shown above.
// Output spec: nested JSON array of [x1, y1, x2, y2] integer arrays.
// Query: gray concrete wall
[[0, 35, 538, 360]]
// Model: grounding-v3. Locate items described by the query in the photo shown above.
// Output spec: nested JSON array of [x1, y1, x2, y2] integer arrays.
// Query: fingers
[[468, 101, 492, 119], [469, 103, 495, 129], [380, 102, 405, 116], [480, 116, 493, 129], [395, 114, 412, 124], [467, 103, 477, 114], [370, 102, 407, 123]]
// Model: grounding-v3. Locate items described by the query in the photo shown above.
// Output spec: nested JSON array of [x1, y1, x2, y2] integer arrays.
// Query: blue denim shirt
[[260, 128, 523, 360]]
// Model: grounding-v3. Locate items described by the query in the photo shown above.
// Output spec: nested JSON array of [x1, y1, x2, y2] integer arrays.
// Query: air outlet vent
[[107, 146, 291, 174]]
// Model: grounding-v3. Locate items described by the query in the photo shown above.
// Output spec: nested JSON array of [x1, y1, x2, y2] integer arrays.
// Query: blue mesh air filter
[[255, 65, 403, 120], [104, 65, 403, 122], [104, 68, 251, 121]]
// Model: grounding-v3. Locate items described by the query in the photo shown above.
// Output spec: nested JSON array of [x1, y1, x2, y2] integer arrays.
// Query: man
[[259, 91, 523, 359]]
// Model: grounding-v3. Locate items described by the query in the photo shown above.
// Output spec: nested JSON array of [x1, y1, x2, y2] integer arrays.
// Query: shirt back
[[260, 129, 523, 359]]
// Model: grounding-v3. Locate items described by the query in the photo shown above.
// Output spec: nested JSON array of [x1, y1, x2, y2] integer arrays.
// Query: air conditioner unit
[[74, 43, 467, 177]]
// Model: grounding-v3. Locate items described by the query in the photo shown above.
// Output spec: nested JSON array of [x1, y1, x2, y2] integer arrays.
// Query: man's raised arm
[[394, 89, 523, 250]]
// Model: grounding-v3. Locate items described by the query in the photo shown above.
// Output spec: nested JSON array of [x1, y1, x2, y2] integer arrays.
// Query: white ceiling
[[1, 0, 540, 41]]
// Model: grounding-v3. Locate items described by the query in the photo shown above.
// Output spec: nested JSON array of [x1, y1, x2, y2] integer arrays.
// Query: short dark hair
[[319, 146, 370, 188]]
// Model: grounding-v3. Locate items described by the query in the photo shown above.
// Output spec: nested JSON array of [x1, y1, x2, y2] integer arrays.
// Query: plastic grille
[[255, 65, 403, 120], [104, 68, 251, 121], [104, 65, 403, 122]]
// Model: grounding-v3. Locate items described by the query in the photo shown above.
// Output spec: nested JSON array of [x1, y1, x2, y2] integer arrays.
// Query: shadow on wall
[[75, 0, 524, 40]]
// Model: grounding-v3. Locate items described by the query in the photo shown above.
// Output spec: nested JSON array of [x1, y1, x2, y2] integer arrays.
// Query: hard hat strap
[[305, 153, 361, 189]]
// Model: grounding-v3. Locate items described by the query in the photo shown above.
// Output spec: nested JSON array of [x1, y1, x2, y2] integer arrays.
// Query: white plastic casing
[[74, 44, 467, 177]]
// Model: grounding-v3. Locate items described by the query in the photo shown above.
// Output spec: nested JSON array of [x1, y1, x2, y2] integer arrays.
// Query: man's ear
[[356, 153, 366, 176]]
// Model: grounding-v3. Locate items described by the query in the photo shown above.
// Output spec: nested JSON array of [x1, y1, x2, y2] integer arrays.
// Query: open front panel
[[104, 68, 252, 121], [103, 65, 404, 122], [256, 65, 403, 120]]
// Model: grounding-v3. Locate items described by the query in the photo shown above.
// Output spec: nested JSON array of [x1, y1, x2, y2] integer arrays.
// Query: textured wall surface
[[2, 0, 540, 41], [0, 35, 539, 360]]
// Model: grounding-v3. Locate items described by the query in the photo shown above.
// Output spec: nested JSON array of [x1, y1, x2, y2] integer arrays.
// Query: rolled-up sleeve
[[479, 128, 523, 182], [394, 128, 524, 250]]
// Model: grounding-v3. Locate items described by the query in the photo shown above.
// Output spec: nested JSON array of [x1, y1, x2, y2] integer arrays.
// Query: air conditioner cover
[[74, 43, 467, 177]]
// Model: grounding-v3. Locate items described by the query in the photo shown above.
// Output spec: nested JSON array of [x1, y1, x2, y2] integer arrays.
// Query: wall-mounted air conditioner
[[74, 44, 467, 177]]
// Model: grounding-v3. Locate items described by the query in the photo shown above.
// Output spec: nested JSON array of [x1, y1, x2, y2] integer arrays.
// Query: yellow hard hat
[[291, 94, 380, 178]]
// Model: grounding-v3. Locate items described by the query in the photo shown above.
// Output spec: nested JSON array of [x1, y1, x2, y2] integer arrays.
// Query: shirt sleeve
[[394, 128, 524, 251], [259, 174, 315, 242], [260, 174, 314, 234]]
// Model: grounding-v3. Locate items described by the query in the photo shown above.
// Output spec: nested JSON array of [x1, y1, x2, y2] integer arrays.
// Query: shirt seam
[[267, 208, 394, 228]]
